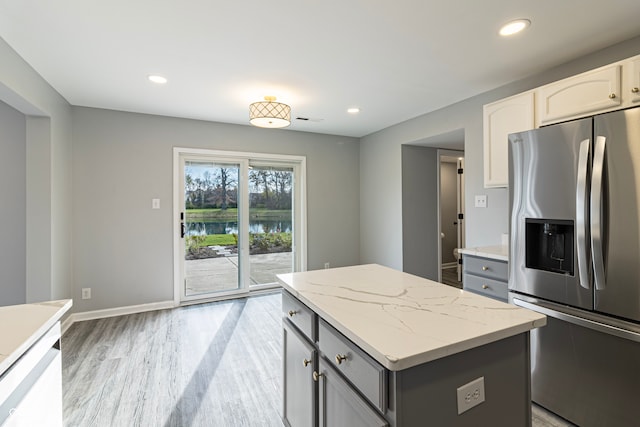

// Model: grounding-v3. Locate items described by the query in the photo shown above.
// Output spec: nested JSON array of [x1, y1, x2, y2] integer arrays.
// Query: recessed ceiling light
[[499, 19, 530, 36], [148, 75, 168, 84], [347, 107, 360, 114]]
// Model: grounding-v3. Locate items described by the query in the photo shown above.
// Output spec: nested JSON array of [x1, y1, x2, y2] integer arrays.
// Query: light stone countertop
[[458, 245, 509, 262], [0, 299, 72, 376], [277, 264, 545, 371]]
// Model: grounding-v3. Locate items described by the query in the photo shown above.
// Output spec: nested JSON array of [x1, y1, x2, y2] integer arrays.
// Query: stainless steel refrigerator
[[508, 106, 640, 427]]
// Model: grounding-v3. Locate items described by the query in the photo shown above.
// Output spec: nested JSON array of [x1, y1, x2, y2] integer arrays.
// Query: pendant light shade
[[249, 96, 291, 128]]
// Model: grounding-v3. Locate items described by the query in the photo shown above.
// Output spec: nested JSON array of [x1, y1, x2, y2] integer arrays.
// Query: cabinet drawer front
[[282, 291, 317, 342], [463, 256, 508, 281], [464, 274, 508, 301], [318, 320, 386, 412]]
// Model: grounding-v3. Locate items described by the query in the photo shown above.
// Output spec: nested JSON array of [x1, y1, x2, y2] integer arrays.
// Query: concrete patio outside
[[185, 251, 292, 295]]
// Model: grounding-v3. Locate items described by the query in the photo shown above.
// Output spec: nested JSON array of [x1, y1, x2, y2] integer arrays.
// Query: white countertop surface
[[458, 245, 509, 261], [278, 264, 545, 371], [0, 299, 72, 376]]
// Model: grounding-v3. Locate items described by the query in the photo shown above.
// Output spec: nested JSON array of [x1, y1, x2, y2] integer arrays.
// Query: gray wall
[[0, 37, 73, 304], [71, 107, 360, 311], [401, 146, 438, 280], [361, 35, 640, 270], [0, 101, 26, 305], [440, 161, 457, 264]]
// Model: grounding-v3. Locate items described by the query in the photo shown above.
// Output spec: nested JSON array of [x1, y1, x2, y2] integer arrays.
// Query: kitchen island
[[0, 299, 72, 426], [277, 264, 545, 427]]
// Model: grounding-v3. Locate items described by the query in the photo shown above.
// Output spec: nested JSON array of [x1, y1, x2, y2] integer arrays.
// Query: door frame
[[173, 147, 307, 306], [436, 149, 465, 283]]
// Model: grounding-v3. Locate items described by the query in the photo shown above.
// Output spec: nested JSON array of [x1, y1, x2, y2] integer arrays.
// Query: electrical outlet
[[324, 262, 330, 269], [81, 288, 92, 300], [152, 198, 160, 209], [456, 376, 485, 414]]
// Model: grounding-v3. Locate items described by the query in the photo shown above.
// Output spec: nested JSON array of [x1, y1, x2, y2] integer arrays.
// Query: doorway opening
[[173, 148, 306, 305], [438, 150, 464, 288]]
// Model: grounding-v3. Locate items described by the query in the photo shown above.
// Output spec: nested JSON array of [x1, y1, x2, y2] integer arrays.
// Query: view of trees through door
[[180, 153, 298, 302]]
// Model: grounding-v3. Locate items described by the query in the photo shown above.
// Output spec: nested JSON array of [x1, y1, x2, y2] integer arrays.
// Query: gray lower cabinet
[[282, 290, 533, 427], [318, 358, 388, 427], [282, 320, 316, 427], [462, 255, 508, 301]]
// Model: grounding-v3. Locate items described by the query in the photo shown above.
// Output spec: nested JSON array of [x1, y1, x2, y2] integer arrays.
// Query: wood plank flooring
[[62, 290, 574, 427]]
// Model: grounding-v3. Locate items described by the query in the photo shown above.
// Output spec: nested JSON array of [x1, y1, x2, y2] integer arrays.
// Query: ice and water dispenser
[[525, 219, 574, 275]]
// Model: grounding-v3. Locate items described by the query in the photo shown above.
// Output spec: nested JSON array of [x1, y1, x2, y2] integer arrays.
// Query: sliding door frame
[[173, 147, 307, 306]]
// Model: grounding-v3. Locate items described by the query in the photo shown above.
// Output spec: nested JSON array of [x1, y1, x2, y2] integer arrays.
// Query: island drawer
[[463, 275, 508, 301], [463, 255, 508, 281], [282, 291, 317, 342], [318, 319, 387, 413]]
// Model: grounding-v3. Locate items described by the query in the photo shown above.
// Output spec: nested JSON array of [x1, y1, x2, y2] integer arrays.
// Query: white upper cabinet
[[483, 91, 534, 188], [627, 55, 640, 104], [537, 64, 622, 125]]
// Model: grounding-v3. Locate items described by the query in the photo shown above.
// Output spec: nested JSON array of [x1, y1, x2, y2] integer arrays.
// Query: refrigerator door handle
[[576, 139, 590, 290], [591, 136, 606, 290]]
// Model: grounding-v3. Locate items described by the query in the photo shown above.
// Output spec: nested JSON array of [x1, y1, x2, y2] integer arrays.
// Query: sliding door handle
[[181, 223, 186, 238]]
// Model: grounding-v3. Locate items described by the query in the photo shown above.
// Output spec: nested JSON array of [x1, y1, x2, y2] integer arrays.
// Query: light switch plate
[[474, 195, 487, 208], [152, 198, 160, 209]]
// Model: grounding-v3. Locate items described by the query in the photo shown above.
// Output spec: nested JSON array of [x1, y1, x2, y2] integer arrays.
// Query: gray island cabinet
[[277, 264, 546, 427]]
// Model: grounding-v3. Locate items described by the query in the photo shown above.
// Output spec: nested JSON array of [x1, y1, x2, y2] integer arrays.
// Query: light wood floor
[[62, 290, 574, 426]]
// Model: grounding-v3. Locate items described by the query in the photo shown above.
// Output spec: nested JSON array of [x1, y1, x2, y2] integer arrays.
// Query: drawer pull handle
[[303, 358, 311, 367], [288, 310, 297, 317], [335, 354, 348, 365], [482, 284, 489, 289], [632, 87, 640, 93], [313, 371, 323, 382], [609, 93, 617, 99], [481, 266, 489, 271]]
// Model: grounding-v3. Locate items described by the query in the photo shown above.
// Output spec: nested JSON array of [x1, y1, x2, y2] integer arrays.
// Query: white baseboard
[[61, 300, 175, 335]]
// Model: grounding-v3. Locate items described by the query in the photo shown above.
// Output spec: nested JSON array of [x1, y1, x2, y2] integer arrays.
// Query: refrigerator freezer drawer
[[529, 315, 640, 427]]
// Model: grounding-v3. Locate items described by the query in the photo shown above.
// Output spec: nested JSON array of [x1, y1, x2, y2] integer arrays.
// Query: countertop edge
[[0, 299, 73, 376], [458, 245, 509, 262]]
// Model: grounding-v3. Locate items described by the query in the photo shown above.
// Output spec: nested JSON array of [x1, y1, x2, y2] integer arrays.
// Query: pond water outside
[[186, 220, 292, 236]]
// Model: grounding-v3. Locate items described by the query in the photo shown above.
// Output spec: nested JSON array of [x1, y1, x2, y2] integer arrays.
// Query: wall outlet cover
[[456, 376, 485, 414]]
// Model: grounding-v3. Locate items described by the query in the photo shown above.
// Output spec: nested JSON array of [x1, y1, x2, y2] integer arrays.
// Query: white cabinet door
[[627, 56, 640, 104], [537, 64, 621, 125], [483, 91, 534, 188]]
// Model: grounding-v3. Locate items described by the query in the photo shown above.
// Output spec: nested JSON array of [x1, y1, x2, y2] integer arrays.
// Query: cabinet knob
[[482, 284, 489, 289], [313, 371, 323, 382], [303, 358, 311, 367], [335, 354, 348, 365], [288, 310, 297, 317], [609, 93, 617, 99], [632, 87, 640, 93], [481, 266, 489, 271]]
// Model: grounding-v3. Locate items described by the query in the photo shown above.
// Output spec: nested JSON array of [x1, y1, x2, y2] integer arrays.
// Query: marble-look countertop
[[277, 264, 545, 371], [0, 299, 72, 376], [458, 245, 509, 262]]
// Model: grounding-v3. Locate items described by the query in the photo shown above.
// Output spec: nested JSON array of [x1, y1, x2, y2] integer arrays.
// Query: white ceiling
[[1, 1, 640, 138]]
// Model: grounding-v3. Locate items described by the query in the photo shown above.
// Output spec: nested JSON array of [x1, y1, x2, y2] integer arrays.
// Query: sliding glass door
[[174, 149, 306, 304]]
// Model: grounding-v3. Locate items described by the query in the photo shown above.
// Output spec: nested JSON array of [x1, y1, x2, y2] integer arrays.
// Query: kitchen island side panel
[[388, 333, 531, 427]]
